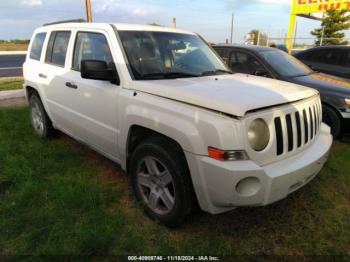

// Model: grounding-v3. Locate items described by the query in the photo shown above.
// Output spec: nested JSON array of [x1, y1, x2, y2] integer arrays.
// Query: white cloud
[[93, 0, 160, 19], [0, 0, 42, 7], [93, 0, 121, 13], [225, 0, 291, 8], [257, 0, 290, 4], [21, 0, 42, 6], [132, 8, 155, 17]]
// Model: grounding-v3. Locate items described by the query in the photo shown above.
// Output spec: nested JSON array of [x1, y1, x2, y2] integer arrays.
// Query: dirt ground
[[0, 43, 28, 51], [0, 97, 27, 107]]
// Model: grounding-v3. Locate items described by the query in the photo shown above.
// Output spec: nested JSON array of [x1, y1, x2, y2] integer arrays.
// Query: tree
[[245, 29, 268, 46], [311, 10, 350, 46], [148, 23, 164, 27]]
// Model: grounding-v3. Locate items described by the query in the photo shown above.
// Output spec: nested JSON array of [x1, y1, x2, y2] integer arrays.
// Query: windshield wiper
[[200, 69, 232, 76], [141, 72, 200, 80], [291, 71, 317, 78]]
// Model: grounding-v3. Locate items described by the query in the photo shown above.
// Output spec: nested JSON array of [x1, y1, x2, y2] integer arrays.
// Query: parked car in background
[[24, 21, 332, 227], [213, 45, 350, 138], [276, 44, 289, 53], [294, 46, 350, 80]]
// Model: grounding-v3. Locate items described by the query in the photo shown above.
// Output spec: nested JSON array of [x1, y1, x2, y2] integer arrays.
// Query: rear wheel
[[29, 94, 54, 139], [322, 104, 342, 138], [129, 137, 195, 227]]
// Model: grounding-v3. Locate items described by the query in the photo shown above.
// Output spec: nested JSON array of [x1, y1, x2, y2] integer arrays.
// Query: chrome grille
[[274, 102, 321, 156]]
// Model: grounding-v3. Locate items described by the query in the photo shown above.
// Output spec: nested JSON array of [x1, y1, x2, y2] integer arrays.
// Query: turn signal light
[[208, 147, 249, 161]]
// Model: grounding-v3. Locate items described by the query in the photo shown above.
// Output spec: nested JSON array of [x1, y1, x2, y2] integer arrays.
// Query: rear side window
[[308, 49, 343, 66], [72, 32, 113, 71], [345, 51, 350, 67], [320, 49, 342, 65], [323, 49, 345, 66], [295, 50, 312, 60], [45, 31, 71, 67], [29, 33, 46, 60], [308, 50, 325, 62]]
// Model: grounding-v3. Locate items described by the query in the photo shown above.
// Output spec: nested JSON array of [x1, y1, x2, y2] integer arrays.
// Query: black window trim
[[71, 30, 114, 72], [44, 30, 72, 68], [29, 32, 47, 61]]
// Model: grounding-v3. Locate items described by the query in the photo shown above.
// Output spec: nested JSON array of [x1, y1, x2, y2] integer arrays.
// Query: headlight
[[345, 98, 350, 107], [248, 119, 270, 151]]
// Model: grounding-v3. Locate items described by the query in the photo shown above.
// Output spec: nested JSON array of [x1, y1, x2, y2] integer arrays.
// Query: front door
[[62, 31, 120, 159]]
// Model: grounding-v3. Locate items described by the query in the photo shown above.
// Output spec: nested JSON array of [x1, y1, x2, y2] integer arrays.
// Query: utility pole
[[172, 17, 177, 28], [320, 26, 325, 46], [85, 0, 93, 22], [266, 25, 271, 47], [320, 13, 325, 46], [230, 13, 234, 44], [292, 21, 298, 50]]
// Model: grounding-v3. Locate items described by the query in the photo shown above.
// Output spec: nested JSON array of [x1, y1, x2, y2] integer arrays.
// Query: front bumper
[[340, 112, 350, 132], [186, 123, 333, 214], [340, 111, 350, 119]]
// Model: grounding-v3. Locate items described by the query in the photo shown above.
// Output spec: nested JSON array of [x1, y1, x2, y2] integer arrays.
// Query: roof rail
[[43, 19, 86, 26]]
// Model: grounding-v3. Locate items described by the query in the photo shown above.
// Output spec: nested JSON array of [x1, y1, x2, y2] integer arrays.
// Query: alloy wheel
[[31, 102, 44, 135], [136, 156, 175, 215]]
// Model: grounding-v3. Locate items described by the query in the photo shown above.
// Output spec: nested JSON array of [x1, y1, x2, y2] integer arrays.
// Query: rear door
[[42, 30, 74, 131], [23, 31, 48, 99]]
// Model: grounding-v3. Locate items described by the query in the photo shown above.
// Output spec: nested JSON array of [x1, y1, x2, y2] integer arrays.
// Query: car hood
[[290, 72, 350, 96], [131, 74, 318, 117]]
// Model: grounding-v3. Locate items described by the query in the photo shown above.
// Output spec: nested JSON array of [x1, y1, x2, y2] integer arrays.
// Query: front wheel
[[322, 104, 342, 138], [129, 137, 195, 227]]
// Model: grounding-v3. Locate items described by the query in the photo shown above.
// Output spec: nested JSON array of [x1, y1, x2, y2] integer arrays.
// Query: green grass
[[0, 107, 350, 257], [0, 80, 23, 91]]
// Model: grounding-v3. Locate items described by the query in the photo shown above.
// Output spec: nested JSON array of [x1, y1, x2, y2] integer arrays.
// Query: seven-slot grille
[[274, 101, 322, 156]]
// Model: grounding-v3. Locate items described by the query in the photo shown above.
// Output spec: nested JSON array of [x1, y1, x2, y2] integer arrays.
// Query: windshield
[[118, 31, 229, 80], [260, 50, 313, 77]]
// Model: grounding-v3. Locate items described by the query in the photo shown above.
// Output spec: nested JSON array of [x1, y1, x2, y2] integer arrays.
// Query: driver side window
[[229, 51, 268, 76], [72, 32, 113, 71]]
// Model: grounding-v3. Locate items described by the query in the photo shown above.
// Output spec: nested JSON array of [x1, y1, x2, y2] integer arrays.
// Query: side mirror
[[254, 68, 269, 77], [81, 60, 120, 84]]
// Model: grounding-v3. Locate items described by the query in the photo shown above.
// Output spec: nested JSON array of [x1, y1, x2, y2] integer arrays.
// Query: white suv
[[23, 21, 332, 227]]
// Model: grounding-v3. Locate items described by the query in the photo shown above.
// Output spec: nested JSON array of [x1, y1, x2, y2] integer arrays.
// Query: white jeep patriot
[[23, 21, 333, 227]]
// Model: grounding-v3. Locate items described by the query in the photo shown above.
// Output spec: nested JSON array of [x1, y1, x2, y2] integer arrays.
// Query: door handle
[[38, 73, 47, 79], [65, 82, 78, 89]]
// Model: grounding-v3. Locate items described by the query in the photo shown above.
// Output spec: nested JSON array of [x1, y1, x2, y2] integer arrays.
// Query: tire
[[322, 104, 342, 138], [29, 94, 54, 139], [129, 136, 195, 227]]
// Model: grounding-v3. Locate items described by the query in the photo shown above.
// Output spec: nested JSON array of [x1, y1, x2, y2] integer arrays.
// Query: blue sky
[[0, 0, 322, 43]]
